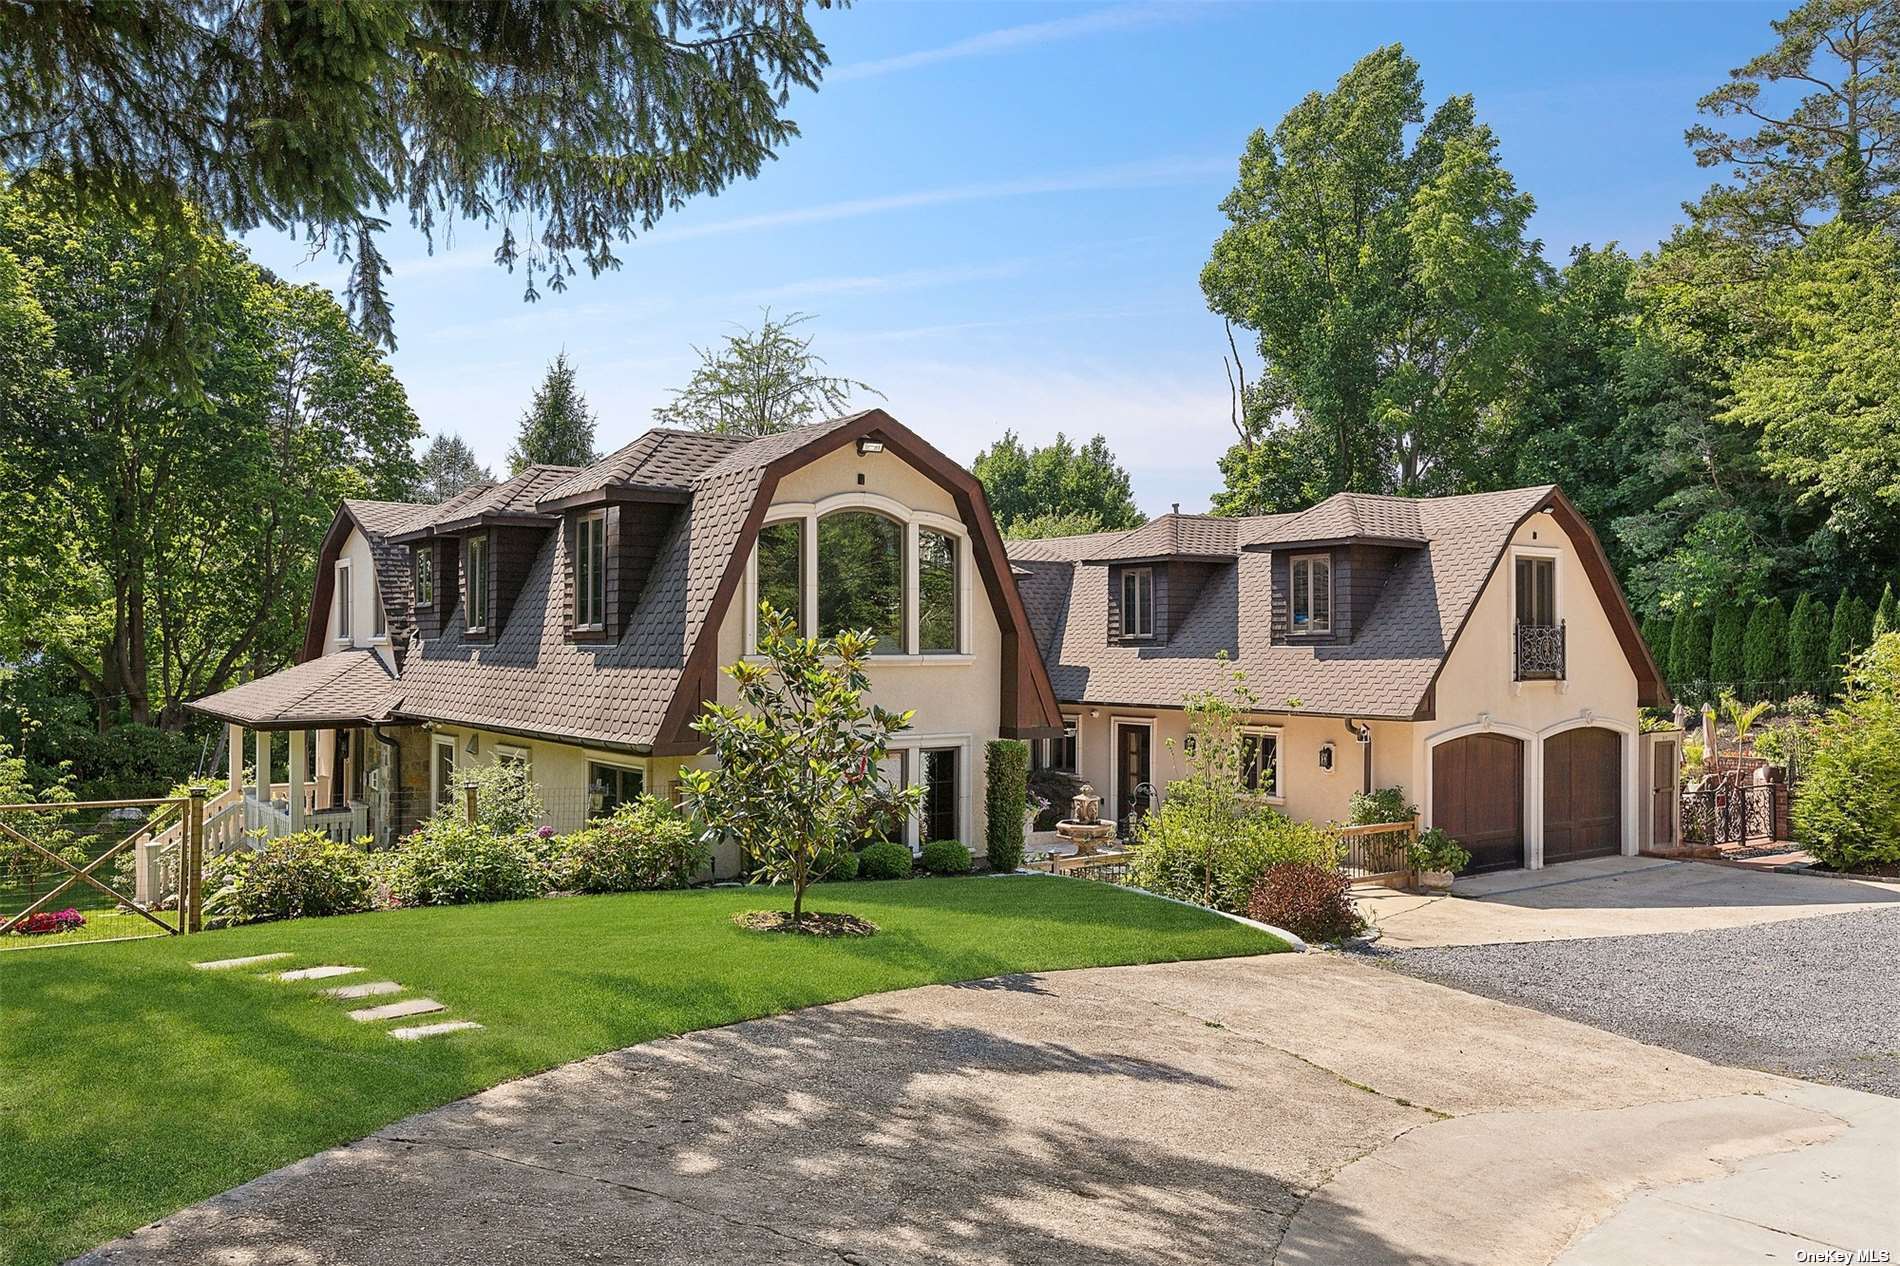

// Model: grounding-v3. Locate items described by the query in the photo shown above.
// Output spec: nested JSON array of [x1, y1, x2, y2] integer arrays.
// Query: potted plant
[[1410, 827, 1470, 893]]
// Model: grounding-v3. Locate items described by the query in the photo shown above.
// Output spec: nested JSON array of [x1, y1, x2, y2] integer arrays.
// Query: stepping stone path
[[348, 997, 445, 1024], [389, 1020, 485, 1041], [321, 980, 404, 1000], [193, 953, 292, 971], [277, 965, 364, 982]]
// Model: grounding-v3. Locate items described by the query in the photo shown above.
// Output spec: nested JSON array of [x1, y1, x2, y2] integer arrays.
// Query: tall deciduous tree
[[0, 2, 833, 356], [415, 434, 493, 503], [655, 310, 880, 436], [1687, 0, 1900, 246], [509, 352, 599, 472], [971, 431, 1143, 535], [1201, 44, 1545, 504], [0, 183, 418, 730]]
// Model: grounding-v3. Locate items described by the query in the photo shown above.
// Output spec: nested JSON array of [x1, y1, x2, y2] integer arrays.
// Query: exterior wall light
[[856, 438, 885, 455]]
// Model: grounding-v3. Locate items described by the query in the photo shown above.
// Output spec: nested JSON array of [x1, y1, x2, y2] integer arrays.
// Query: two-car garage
[[1430, 727, 1624, 873]]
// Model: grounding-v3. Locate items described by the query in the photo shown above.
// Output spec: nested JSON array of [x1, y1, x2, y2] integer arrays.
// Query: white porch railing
[[133, 784, 372, 905]]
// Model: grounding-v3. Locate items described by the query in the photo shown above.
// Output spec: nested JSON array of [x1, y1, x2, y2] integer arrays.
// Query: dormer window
[[1121, 567, 1153, 638], [1291, 553, 1331, 634], [415, 548, 434, 607], [334, 560, 352, 643], [465, 534, 490, 633], [575, 510, 607, 631]]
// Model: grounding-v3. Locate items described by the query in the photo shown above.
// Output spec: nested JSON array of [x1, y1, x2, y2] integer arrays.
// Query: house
[[1005, 488, 1675, 873], [182, 410, 1063, 870]]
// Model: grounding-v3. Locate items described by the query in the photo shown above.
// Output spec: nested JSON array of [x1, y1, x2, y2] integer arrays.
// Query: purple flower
[[536, 825, 556, 840]]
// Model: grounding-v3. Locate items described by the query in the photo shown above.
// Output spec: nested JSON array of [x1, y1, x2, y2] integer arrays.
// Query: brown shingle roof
[[189, 651, 398, 728], [1083, 513, 1238, 562], [537, 429, 752, 505], [1242, 493, 1428, 547], [1005, 486, 1557, 719]]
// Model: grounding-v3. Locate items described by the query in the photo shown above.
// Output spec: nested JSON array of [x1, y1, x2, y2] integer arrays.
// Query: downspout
[[370, 723, 402, 846], [1344, 718, 1373, 796]]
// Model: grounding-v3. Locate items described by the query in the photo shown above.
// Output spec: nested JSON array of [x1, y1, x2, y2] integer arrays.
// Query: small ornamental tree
[[1789, 593, 1832, 690], [984, 739, 1030, 873], [1742, 599, 1788, 698], [681, 604, 921, 928], [1159, 657, 1262, 908]]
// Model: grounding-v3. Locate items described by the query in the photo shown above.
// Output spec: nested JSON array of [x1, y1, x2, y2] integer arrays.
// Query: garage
[[1543, 727, 1623, 864], [1431, 733, 1525, 873]]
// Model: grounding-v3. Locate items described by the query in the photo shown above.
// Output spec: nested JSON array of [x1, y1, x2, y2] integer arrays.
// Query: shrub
[[547, 796, 706, 893], [1794, 634, 1900, 871], [1410, 827, 1471, 874], [817, 848, 860, 881], [1247, 863, 1365, 943], [458, 759, 546, 835], [202, 831, 378, 927], [1348, 786, 1415, 826], [984, 739, 1029, 873], [1675, 607, 1712, 684], [1029, 768, 1083, 829], [858, 840, 913, 880], [1126, 794, 1337, 914], [919, 839, 973, 875], [1710, 603, 1746, 685], [387, 816, 546, 906], [1827, 593, 1873, 688]]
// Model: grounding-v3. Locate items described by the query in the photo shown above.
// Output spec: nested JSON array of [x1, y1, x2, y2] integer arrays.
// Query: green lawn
[[0, 876, 1283, 1266]]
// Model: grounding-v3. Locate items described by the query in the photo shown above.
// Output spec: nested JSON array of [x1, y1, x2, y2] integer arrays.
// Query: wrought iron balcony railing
[[1514, 620, 1565, 681]]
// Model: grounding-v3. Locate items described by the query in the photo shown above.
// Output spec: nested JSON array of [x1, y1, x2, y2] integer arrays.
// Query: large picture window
[[1290, 553, 1331, 634], [921, 747, 959, 843], [575, 510, 607, 630], [465, 534, 490, 632], [1121, 566, 1153, 638], [918, 528, 959, 653], [756, 519, 803, 636], [818, 510, 903, 652], [588, 762, 645, 818]]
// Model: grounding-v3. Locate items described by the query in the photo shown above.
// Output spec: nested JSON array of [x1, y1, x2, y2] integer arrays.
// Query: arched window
[[755, 519, 803, 632], [918, 527, 959, 653], [818, 510, 903, 652]]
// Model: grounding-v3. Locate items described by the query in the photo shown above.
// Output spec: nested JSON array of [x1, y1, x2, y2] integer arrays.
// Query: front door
[[1115, 722, 1153, 836]]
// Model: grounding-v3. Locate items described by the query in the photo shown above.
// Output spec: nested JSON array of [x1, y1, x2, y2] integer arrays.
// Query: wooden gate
[[0, 788, 207, 944]]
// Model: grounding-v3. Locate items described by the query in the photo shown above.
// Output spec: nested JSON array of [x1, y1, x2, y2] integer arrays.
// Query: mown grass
[[0, 876, 1283, 1266]]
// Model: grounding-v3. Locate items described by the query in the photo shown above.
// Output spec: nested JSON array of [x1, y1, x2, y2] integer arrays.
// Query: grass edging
[[1018, 871, 1308, 953]]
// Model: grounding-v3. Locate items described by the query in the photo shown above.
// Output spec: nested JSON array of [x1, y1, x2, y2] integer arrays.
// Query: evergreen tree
[[1667, 614, 1690, 683], [1788, 594, 1832, 691], [1828, 592, 1875, 682], [1641, 615, 1674, 676], [416, 433, 492, 503], [1677, 607, 1713, 686], [1742, 599, 1788, 697], [509, 353, 599, 472], [1874, 583, 1897, 639], [1709, 603, 1747, 686]]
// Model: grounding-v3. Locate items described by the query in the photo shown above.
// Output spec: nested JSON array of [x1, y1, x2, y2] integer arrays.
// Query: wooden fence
[[1335, 817, 1419, 889], [1, 788, 207, 945]]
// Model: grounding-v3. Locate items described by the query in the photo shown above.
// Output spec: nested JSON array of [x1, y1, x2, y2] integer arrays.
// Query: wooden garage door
[[1432, 733, 1525, 873], [1544, 727, 1622, 864]]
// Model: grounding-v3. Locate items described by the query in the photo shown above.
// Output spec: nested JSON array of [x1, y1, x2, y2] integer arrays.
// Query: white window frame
[[414, 547, 434, 608], [334, 559, 353, 645], [1240, 726, 1285, 804], [742, 496, 974, 664], [370, 573, 387, 642], [1290, 552, 1332, 635], [887, 732, 973, 851], [465, 534, 490, 634], [431, 733, 457, 809], [1044, 715, 1081, 774], [575, 509, 607, 632], [493, 743, 531, 774], [586, 758, 648, 819], [1121, 567, 1154, 639]]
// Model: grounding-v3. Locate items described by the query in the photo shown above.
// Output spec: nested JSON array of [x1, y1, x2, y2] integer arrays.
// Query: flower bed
[[11, 908, 86, 936]]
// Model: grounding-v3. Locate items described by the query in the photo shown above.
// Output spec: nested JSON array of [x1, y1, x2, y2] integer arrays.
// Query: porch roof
[[187, 652, 399, 730]]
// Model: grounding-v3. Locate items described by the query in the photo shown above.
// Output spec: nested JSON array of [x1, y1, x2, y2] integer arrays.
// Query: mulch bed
[[733, 910, 880, 937]]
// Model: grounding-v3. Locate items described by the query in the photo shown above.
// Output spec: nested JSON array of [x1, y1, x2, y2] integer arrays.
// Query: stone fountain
[[1056, 783, 1117, 856]]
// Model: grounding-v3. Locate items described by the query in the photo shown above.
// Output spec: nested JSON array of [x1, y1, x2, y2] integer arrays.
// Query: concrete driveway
[[78, 954, 1895, 1266], [1358, 855, 1900, 949]]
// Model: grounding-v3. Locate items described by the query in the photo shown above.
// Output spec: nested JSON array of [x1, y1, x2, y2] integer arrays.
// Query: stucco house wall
[[324, 528, 397, 671]]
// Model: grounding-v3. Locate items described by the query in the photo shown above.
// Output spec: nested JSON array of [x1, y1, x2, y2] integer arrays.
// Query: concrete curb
[[1020, 870, 1308, 953]]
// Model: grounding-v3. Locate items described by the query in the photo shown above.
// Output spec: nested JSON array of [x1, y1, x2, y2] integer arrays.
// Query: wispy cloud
[[646, 155, 1230, 245], [732, 259, 1034, 305], [829, 4, 1186, 82]]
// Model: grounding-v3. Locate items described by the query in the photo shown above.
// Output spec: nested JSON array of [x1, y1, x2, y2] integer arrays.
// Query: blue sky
[[242, 0, 1785, 516]]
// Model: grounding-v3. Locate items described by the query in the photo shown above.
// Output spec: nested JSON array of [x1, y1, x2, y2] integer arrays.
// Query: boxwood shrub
[[919, 838, 973, 875], [858, 840, 913, 880], [984, 738, 1029, 873]]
